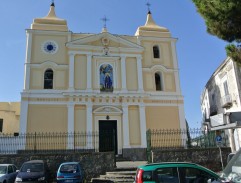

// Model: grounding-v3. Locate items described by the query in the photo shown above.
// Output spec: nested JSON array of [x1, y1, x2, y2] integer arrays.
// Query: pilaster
[[87, 54, 92, 91], [86, 102, 93, 148], [121, 56, 127, 92], [68, 53, 75, 91], [139, 103, 147, 148], [67, 102, 75, 149], [24, 32, 33, 90], [137, 56, 144, 92], [122, 104, 130, 148]]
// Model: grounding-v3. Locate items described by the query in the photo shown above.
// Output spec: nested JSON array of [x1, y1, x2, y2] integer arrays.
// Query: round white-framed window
[[42, 40, 58, 54]]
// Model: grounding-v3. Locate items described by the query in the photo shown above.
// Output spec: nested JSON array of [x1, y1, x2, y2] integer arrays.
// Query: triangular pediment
[[93, 106, 122, 114], [66, 32, 143, 51]]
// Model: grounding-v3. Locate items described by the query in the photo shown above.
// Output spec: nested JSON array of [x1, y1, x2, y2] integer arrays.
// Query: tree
[[192, 0, 241, 63]]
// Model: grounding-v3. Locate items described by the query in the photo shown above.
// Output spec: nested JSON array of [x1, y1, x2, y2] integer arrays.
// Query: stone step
[[100, 174, 135, 179], [105, 171, 136, 175], [91, 177, 134, 183], [90, 161, 146, 183]]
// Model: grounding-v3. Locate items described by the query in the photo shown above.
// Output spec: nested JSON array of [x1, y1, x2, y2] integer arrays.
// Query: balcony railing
[[221, 94, 232, 108]]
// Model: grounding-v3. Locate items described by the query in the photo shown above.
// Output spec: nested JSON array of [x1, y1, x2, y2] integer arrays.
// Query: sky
[[0, 0, 228, 128]]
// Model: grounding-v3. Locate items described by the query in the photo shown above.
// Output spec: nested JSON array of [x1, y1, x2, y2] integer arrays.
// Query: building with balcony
[[201, 57, 241, 152]]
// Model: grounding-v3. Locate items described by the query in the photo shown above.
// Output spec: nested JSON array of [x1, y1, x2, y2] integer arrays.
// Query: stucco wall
[[126, 58, 138, 91], [31, 34, 68, 65], [75, 55, 87, 90], [27, 105, 67, 133], [0, 102, 20, 133], [146, 106, 180, 129], [129, 106, 141, 146]]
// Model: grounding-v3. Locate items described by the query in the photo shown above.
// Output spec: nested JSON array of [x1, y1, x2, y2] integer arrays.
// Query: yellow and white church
[[19, 2, 186, 156]]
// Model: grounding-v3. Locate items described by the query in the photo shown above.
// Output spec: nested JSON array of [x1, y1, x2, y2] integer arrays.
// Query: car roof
[[24, 160, 44, 164], [0, 164, 15, 166], [60, 162, 80, 165], [137, 162, 215, 173]]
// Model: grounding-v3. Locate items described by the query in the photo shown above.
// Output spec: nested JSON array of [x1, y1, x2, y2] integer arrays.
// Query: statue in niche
[[100, 64, 113, 92]]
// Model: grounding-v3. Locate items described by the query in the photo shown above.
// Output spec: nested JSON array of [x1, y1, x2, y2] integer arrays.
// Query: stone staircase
[[91, 161, 147, 183]]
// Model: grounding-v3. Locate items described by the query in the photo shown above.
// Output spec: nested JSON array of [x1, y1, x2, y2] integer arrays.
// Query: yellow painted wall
[[75, 105, 86, 132], [142, 41, 173, 69], [129, 106, 141, 145], [31, 34, 68, 64], [0, 102, 20, 133], [30, 68, 42, 89], [75, 55, 87, 90], [55, 69, 68, 89], [164, 73, 176, 92], [27, 105, 67, 133], [143, 72, 154, 91], [160, 42, 173, 68], [145, 106, 180, 130], [126, 58, 138, 91], [30, 68, 68, 90]]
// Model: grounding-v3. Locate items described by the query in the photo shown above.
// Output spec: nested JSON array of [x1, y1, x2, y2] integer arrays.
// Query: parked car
[[0, 164, 18, 183], [227, 152, 236, 164], [220, 148, 241, 182], [15, 160, 49, 183], [56, 162, 84, 183], [134, 162, 223, 183]]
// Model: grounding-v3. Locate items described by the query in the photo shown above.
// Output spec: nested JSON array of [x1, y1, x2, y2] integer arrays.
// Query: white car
[[0, 164, 18, 183]]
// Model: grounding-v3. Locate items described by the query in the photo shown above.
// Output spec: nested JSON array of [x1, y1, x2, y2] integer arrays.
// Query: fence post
[[34, 132, 37, 153], [146, 129, 152, 163]]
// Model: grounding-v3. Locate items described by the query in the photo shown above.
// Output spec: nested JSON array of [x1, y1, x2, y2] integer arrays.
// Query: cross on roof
[[101, 16, 109, 28], [51, 0, 55, 6], [146, 2, 151, 13]]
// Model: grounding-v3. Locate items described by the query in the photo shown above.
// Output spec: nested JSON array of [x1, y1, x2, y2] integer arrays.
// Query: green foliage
[[192, 0, 241, 42], [226, 44, 241, 64], [192, 0, 241, 63]]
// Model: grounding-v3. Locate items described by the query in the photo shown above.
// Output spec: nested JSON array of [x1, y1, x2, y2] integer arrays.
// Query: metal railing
[[146, 128, 229, 150], [0, 129, 230, 154], [0, 132, 99, 154]]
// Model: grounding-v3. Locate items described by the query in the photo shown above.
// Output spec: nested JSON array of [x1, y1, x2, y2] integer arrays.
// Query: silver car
[[0, 164, 18, 183]]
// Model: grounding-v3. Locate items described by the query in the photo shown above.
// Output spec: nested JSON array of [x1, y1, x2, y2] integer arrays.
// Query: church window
[[44, 69, 53, 89], [155, 72, 163, 91], [0, 119, 3, 132], [153, 45, 160, 58], [100, 64, 113, 92]]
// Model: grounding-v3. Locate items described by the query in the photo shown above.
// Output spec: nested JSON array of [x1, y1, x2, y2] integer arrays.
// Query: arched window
[[153, 45, 160, 58], [155, 72, 163, 91], [44, 69, 53, 89], [100, 64, 113, 92]]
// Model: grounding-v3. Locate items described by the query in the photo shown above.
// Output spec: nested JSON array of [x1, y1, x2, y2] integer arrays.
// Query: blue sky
[[0, 0, 227, 128]]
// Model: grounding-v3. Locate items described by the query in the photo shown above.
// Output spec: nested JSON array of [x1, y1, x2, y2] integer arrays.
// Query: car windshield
[[60, 164, 79, 173], [21, 163, 44, 172], [221, 149, 241, 182], [0, 165, 7, 174]]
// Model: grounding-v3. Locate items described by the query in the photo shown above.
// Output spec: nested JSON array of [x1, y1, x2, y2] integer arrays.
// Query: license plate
[[65, 180, 73, 182]]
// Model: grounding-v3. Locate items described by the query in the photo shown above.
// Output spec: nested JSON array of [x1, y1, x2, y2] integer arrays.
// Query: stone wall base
[[122, 148, 147, 161]]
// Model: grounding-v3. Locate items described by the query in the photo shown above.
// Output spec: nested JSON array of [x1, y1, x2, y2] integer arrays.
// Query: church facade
[[19, 3, 186, 157]]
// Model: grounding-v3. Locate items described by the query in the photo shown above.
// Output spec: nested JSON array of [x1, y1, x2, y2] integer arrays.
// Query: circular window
[[42, 41, 58, 54]]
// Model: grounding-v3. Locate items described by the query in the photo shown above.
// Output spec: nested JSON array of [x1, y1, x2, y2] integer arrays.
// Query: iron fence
[[0, 132, 100, 154], [146, 128, 229, 150], [0, 128, 230, 154]]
